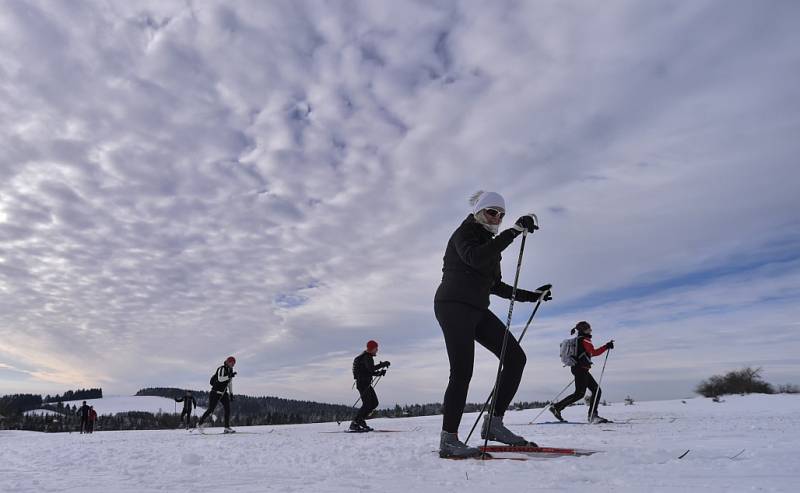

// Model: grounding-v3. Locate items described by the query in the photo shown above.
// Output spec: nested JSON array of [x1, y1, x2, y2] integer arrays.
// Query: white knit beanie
[[470, 191, 506, 215]]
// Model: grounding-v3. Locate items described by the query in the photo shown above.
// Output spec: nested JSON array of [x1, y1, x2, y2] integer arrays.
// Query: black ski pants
[[355, 382, 379, 421], [199, 391, 231, 428], [435, 301, 527, 433], [180, 407, 192, 426], [555, 367, 601, 415]]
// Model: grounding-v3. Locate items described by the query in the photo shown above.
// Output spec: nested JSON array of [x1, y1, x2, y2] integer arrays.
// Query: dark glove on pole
[[512, 213, 539, 233]]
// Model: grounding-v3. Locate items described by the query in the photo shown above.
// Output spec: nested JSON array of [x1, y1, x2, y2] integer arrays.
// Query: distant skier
[[197, 356, 237, 433], [549, 321, 614, 423], [175, 390, 197, 429], [76, 401, 90, 433], [349, 340, 390, 432], [434, 190, 553, 458], [87, 406, 97, 433]]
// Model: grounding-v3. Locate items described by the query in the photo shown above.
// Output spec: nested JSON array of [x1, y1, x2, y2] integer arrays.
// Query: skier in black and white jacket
[[197, 356, 237, 433], [175, 390, 197, 429]]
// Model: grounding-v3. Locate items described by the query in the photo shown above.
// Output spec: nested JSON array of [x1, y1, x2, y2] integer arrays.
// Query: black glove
[[231, 372, 237, 378], [535, 284, 553, 301], [606, 340, 615, 350], [512, 214, 539, 234], [517, 284, 553, 302], [380, 361, 391, 368], [229, 395, 235, 402], [379, 369, 387, 376]]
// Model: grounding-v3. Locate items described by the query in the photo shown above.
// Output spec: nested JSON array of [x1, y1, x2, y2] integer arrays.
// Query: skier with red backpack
[[550, 321, 614, 423]]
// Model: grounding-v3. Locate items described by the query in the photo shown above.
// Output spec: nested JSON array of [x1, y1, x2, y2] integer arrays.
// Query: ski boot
[[357, 418, 374, 432], [588, 414, 611, 424], [481, 415, 536, 446], [223, 427, 236, 434], [439, 431, 482, 459], [349, 421, 368, 432], [549, 405, 566, 422], [196, 421, 208, 434]]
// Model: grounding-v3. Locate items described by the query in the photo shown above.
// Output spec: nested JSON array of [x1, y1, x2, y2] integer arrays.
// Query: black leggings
[[355, 383, 378, 421], [555, 367, 601, 414], [199, 392, 231, 427], [435, 301, 527, 433], [181, 408, 192, 424]]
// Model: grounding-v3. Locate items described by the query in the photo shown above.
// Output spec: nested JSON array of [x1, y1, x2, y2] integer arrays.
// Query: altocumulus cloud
[[1, 0, 799, 403]]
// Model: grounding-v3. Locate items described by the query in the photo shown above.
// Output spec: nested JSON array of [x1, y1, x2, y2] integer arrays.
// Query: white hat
[[471, 191, 505, 215]]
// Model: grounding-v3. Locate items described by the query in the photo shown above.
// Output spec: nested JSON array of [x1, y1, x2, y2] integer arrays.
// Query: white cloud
[[1, 0, 799, 404]]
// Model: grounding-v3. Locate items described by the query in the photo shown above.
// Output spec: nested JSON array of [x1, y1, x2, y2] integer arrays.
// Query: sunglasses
[[484, 208, 505, 219]]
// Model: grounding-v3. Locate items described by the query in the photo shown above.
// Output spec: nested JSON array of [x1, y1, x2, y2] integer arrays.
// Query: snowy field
[[2, 394, 799, 492]]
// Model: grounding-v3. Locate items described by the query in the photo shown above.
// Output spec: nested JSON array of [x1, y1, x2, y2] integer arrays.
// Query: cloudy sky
[[1, 0, 798, 407]]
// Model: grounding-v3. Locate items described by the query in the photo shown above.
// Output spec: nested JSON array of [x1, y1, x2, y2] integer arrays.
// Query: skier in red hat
[[349, 340, 390, 432], [197, 356, 237, 433]]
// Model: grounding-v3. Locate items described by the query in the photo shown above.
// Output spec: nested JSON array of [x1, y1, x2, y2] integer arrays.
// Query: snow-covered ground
[[61, 395, 206, 415], [2, 394, 799, 492]]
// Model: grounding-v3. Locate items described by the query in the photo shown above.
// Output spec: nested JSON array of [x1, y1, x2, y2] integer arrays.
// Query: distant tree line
[[43, 388, 102, 403], [137, 388, 550, 424], [0, 393, 42, 416], [696, 367, 799, 397], [0, 390, 102, 432], [137, 387, 357, 425], [0, 385, 553, 433], [0, 388, 104, 419]]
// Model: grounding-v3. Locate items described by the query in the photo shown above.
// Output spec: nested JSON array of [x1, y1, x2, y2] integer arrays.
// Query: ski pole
[[588, 349, 611, 421], [351, 375, 383, 408], [478, 231, 528, 453], [465, 292, 546, 444], [527, 379, 575, 424]]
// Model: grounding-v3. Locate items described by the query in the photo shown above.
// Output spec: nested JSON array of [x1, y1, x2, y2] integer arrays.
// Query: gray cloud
[[1, 0, 799, 404]]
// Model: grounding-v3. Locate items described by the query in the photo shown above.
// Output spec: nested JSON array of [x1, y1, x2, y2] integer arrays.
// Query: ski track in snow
[[2, 394, 799, 492]]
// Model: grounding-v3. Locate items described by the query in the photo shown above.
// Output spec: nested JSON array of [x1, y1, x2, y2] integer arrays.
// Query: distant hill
[[136, 387, 353, 425], [62, 395, 206, 416]]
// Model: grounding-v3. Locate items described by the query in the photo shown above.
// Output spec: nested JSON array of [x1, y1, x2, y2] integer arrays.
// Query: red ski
[[479, 445, 598, 457]]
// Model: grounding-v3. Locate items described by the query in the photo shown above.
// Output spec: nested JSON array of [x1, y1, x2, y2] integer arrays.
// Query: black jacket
[[210, 364, 235, 394], [352, 351, 386, 386], [434, 215, 534, 309], [175, 395, 197, 410]]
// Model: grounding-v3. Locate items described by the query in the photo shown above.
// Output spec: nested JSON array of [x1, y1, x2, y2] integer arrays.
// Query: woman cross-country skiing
[[197, 356, 237, 433], [549, 321, 614, 423], [434, 190, 553, 458]]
